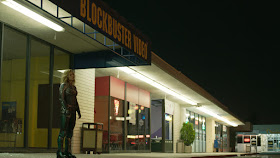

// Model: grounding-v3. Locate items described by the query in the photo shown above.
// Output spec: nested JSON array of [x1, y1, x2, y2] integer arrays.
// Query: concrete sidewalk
[[0, 152, 253, 158]]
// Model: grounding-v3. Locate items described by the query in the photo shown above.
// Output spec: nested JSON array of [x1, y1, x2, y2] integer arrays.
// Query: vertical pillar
[[162, 99, 165, 152], [149, 103, 151, 152], [206, 117, 215, 152], [48, 45, 54, 149], [123, 83, 127, 150], [108, 78, 111, 152], [0, 23, 4, 105], [24, 35, 31, 148]]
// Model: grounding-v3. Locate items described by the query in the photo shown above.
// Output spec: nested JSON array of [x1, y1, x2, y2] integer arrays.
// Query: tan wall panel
[[173, 102, 181, 153], [206, 117, 215, 153], [72, 69, 95, 154]]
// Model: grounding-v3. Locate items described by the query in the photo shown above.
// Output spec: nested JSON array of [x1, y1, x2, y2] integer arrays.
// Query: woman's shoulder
[[60, 83, 68, 89]]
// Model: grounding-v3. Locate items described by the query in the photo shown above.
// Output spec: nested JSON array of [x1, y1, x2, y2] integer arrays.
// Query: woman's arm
[[59, 83, 67, 113]]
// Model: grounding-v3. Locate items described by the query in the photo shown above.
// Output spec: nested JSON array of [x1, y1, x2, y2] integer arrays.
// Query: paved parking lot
[[0, 152, 253, 158]]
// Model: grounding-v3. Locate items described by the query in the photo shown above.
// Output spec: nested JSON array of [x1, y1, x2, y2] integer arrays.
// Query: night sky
[[102, 0, 279, 124]]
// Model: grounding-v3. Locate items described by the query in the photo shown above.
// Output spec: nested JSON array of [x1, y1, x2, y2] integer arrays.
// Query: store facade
[[0, 0, 244, 154], [236, 125, 280, 153]]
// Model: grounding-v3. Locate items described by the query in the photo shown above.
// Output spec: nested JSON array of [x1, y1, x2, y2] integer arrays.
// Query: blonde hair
[[61, 69, 75, 84]]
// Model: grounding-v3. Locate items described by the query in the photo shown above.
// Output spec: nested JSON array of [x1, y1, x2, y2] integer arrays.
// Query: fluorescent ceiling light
[[197, 106, 238, 127], [117, 67, 196, 105], [57, 70, 66, 73], [2, 0, 65, 32]]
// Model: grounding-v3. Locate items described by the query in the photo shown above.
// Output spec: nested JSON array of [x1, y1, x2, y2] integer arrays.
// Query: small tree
[[180, 122, 195, 146]]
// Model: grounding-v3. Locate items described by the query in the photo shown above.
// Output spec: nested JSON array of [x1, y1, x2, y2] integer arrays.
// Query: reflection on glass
[[127, 102, 138, 150], [185, 109, 206, 153], [151, 99, 163, 152], [110, 97, 124, 150], [165, 113, 172, 140], [53, 48, 69, 148], [30, 38, 50, 148], [127, 102, 150, 151], [1, 26, 26, 148], [195, 113, 199, 152]]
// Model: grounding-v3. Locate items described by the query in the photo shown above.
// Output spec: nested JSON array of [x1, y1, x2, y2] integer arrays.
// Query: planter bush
[[180, 122, 195, 152]]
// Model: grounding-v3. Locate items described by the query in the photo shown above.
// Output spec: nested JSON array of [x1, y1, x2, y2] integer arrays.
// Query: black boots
[[57, 151, 66, 158], [64, 138, 76, 158], [57, 136, 66, 158], [64, 152, 76, 158]]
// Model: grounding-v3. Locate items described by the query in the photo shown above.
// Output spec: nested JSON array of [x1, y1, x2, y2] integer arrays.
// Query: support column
[[206, 117, 215, 153], [48, 45, 54, 149], [24, 35, 31, 148], [162, 99, 165, 152], [0, 23, 4, 105]]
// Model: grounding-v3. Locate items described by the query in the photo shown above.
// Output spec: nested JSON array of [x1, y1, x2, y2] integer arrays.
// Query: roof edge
[[151, 52, 245, 124]]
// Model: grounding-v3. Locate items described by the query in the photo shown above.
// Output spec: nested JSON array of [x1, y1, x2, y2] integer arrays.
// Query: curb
[[191, 153, 258, 158]]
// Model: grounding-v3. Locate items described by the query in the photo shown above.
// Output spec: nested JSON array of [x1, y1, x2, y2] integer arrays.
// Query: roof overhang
[[0, 0, 245, 127], [0, 0, 148, 66], [95, 53, 245, 127]]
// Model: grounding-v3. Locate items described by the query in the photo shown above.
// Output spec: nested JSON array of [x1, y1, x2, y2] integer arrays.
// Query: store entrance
[[267, 134, 280, 152], [150, 99, 173, 153]]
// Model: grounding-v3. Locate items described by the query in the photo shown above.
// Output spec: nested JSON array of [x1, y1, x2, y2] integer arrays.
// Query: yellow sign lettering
[[91, 2, 97, 25], [121, 25, 125, 45], [102, 10, 108, 33], [113, 18, 118, 39], [107, 14, 112, 36], [117, 23, 122, 42], [80, 0, 86, 18], [86, 0, 91, 22], [127, 30, 131, 49], [97, 7, 102, 29]]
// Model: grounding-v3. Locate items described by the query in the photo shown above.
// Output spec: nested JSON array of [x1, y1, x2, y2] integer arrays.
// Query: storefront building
[[236, 125, 280, 153], [0, 0, 244, 154]]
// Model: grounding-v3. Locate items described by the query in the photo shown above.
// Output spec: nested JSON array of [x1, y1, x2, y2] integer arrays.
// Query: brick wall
[[72, 69, 95, 154]]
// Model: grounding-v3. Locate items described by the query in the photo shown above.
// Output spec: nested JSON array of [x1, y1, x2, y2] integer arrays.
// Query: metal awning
[[0, 0, 149, 66]]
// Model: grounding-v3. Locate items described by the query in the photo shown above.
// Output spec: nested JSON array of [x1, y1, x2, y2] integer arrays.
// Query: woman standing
[[57, 69, 81, 158]]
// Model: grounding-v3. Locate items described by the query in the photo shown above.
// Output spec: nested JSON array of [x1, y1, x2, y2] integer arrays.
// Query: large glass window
[[52, 48, 70, 148], [29, 38, 50, 148], [0, 26, 26, 148], [0, 25, 70, 149], [138, 105, 149, 150], [127, 102, 150, 151], [185, 109, 206, 153], [199, 115, 202, 152], [215, 122, 223, 152], [222, 125, 228, 151], [195, 113, 199, 152], [110, 97, 124, 150], [127, 102, 138, 150], [151, 100, 163, 152], [202, 117, 206, 152], [165, 113, 173, 152]]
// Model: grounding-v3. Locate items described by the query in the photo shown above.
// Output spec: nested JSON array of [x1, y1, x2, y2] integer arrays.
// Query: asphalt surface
[[0, 152, 257, 158]]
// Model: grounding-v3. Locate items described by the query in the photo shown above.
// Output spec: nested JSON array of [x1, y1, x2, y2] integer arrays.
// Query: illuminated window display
[[214, 122, 228, 152], [0, 25, 70, 149], [236, 125, 280, 153], [126, 102, 150, 151], [94, 76, 151, 152], [185, 110, 206, 153]]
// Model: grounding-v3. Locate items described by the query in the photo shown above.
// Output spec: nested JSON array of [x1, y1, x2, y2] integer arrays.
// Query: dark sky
[[102, 0, 280, 124]]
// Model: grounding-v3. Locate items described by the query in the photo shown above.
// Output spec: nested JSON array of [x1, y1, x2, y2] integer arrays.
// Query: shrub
[[180, 122, 195, 146]]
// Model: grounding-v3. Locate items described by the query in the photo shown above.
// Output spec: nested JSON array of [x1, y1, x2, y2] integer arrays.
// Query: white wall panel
[[72, 69, 95, 154]]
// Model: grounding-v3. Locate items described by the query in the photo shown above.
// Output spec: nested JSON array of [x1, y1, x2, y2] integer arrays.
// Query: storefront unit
[[0, 0, 151, 153], [236, 125, 280, 153], [94, 76, 151, 153], [0, 0, 245, 154], [95, 53, 245, 153]]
